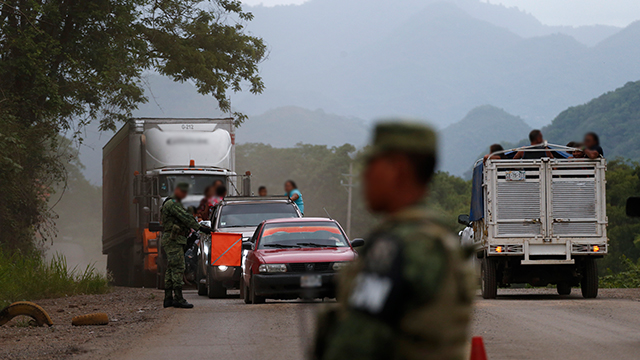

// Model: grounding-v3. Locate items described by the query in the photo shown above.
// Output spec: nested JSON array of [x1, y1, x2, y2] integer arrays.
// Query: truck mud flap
[[210, 233, 243, 267]]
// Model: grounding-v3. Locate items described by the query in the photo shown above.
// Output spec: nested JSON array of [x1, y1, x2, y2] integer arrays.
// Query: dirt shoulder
[[0, 287, 170, 360]]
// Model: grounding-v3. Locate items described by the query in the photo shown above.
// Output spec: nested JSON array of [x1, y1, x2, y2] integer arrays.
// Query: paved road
[[118, 290, 318, 360], [472, 288, 640, 360], [117, 288, 640, 360]]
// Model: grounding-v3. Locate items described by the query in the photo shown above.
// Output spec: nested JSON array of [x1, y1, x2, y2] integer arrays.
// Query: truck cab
[[198, 197, 302, 298], [460, 144, 607, 299], [103, 118, 244, 288]]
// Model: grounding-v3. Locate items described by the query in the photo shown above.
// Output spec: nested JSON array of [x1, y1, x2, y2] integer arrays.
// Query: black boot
[[163, 289, 174, 308], [173, 287, 194, 309]]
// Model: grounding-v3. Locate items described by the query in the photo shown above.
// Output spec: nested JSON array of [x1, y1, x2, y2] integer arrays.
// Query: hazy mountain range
[[75, 0, 640, 183], [131, 0, 639, 128], [439, 105, 531, 175], [230, 0, 639, 127], [236, 106, 369, 147]]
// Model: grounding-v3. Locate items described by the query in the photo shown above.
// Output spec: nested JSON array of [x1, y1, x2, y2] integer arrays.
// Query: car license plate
[[300, 275, 322, 288], [505, 170, 526, 181]]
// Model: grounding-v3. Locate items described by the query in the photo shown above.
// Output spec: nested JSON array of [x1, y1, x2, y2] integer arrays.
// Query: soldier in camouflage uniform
[[161, 182, 211, 309], [314, 121, 474, 360]]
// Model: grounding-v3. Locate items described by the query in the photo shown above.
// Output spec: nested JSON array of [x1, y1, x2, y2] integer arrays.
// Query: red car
[[241, 217, 364, 304]]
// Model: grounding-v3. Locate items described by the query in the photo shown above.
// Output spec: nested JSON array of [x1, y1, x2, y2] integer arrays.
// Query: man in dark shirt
[[513, 129, 554, 159], [583, 132, 604, 159]]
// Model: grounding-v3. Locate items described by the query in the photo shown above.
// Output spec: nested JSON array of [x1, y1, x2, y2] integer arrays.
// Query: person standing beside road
[[284, 180, 304, 215], [314, 121, 474, 360], [162, 182, 212, 309]]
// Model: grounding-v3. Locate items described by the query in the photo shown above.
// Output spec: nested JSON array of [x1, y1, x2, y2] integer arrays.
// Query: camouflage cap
[[364, 120, 437, 161], [176, 182, 190, 192]]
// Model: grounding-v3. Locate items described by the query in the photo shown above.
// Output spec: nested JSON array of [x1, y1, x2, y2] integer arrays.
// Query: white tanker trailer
[[102, 118, 248, 287]]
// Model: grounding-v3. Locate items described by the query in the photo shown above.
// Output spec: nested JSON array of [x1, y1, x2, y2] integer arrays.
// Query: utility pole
[[341, 162, 357, 238]]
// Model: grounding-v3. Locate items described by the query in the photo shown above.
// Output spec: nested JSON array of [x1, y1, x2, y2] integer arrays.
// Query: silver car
[[197, 197, 302, 298]]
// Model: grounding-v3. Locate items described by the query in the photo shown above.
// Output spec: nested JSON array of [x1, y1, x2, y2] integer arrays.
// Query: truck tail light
[[489, 245, 523, 254], [593, 245, 600, 252]]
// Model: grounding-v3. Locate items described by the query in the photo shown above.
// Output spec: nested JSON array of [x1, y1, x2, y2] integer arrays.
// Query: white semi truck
[[102, 118, 249, 287], [459, 144, 608, 299]]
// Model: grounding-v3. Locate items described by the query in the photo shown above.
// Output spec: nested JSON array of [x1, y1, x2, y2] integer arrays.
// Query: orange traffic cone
[[470, 336, 488, 360]]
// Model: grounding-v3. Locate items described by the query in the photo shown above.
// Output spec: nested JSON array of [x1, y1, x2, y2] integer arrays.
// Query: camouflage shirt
[[316, 200, 474, 360], [161, 197, 202, 246]]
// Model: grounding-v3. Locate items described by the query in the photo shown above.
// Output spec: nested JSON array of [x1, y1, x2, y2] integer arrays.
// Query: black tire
[[207, 268, 226, 299], [250, 278, 266, 304], [581, 258, 598, 299], [197, 264, 207, 296], [557, 282, 572, 296], [242, 278, 252, 304], [128, 244, 143, 287], [481, 257, 498, 299], [156, 247, 167, 290], [142, 271, 155, 288]]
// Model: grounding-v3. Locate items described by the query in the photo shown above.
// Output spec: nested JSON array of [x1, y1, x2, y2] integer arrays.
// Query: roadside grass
[[0, 249, 111, 309], [600, 256, 640, 289]]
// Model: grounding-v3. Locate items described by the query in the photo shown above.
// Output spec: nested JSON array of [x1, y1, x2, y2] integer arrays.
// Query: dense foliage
[[601, 160, 640, 274], [0, 0, 265, 251], [600, 256, 640, 289], [544, 81, 640, 160], [235, 143, 472, 238]]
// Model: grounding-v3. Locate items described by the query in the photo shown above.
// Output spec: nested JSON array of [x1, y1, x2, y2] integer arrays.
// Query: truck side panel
[[102, 123, 137, 252]]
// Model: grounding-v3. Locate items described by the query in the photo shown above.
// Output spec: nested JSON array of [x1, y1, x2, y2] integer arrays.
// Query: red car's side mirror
[[351, 239, 365, 248]]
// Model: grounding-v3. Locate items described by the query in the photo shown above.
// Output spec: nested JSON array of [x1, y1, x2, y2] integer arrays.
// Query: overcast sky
[[242, 0, 640, 28]]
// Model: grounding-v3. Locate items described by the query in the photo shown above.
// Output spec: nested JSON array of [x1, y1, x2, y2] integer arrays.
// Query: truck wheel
[[250, 278, 266, 304], [557, 282, 571, 296], [156, 247, 167, 290], [481, 257, 497, 299], [106, 251, 123, 285], [581, 258, 598, 299], [242, 278, 252, 304], [197, 264, 207, 296], [207, 268, 226, 298], [143, 271, 156, 288]]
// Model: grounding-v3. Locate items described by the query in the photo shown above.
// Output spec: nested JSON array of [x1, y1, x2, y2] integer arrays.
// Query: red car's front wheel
[[250, 278, 266, 304]]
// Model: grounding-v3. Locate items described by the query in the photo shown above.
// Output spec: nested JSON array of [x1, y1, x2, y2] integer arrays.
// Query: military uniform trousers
[[163, 240, 185, 289]]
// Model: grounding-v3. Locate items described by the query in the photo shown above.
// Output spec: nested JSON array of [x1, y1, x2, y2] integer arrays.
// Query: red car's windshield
[[258, 222, 349, 249]]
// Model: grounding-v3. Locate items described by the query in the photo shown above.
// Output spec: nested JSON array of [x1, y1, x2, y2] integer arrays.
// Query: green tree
[[544, 81, 640, 161], [600, 160, 640, 274], [236, 143, 376, 238], [0, 0, 266, 250], [428, 172, 472, 231], [236, 143, 473, 238]]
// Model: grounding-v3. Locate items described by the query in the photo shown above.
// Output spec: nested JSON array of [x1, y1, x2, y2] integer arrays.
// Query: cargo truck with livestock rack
[[459, 143, 608, 299]]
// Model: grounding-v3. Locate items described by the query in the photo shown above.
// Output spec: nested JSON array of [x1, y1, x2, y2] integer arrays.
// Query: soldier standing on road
[[162, 182, 212, 309], [314, 121, 474, 360]]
